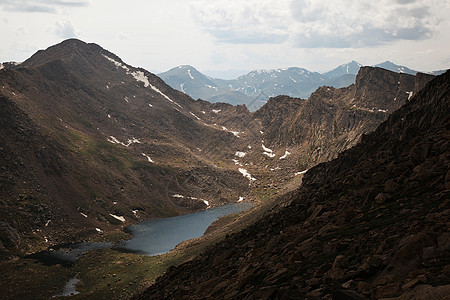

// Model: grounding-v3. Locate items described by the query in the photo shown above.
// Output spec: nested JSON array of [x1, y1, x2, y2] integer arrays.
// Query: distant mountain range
[[159, 61, 447, 111]]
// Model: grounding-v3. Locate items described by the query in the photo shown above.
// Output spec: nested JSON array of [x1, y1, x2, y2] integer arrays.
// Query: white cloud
[[190, 0, 443, 48], [190, 0, 291, 44], [0, 0, 89, 13], [54, 19, 78, 38]]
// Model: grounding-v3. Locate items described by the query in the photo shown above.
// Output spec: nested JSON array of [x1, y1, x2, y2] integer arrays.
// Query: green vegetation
[[253, 175, 278, 203]]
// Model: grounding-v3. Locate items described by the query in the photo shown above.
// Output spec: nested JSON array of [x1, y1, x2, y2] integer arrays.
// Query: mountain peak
[[20, 38, 108, 69], [374, 61, 417, 75], [323, 60, 362, 78], [178, 65, 195, 70]]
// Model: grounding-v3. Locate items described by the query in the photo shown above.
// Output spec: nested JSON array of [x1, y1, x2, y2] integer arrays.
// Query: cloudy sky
[[1, 0, 449, 78]]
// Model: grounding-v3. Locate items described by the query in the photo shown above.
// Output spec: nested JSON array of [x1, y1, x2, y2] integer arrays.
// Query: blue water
[[118, 202, 253, 255], [30, 202, 253, 265]]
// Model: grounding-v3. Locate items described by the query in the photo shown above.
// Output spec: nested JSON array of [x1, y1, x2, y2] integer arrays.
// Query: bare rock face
[[135, 71, 449, 299]]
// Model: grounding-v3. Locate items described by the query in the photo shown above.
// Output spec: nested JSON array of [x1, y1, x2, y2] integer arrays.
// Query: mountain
[[156, 65, 221, 100], [430, 69, 448, 76], [160, 67, 348, 111], [158, 65, 257, 107], [136, 70, 450, 300], [323, 60, 362, 78], [230, 67, 325, 102], [159, 61, 435, 111], [373, 61, 418, 75], [0, 39, 259, 255]]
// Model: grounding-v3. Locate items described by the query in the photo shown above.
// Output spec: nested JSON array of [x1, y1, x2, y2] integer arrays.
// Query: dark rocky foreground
[[135, 71, 450, 299]]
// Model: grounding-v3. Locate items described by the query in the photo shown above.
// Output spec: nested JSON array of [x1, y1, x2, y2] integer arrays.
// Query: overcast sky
[[1, 0, 449, 78]]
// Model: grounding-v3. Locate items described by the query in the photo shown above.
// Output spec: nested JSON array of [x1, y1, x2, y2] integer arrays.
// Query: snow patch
[[80, 213, 88, 218], [262, 143, 275, 157], [235, 151, 246, 158], [130, 70, 150, 87], [107, 136, 141, 147], [406, 91, 413, 100], [96, 228, 103, 233], [148, 103, 153, 107], [103, 55, 130, 71], [142, 153, 154, 163], [201, 111, 206, 114], [378, 109, 388, 113], [262, 143, 273, 153], [190, 112, 201, 120], [132, 210, 138, 215], [238, 196, 244, 202], [263, 152, 276, 158], [203, 200, 209, 206], [109, 214, 125, 222], [124, 96, 129, 103], [221, 126, 241, 137], [232, 159, 243, 166], [45, 220, 51, 227], [239, 168, 256, 181], [103, 54, 182, 108], [187, 69, 194, 80], [212, 109, 221, 113], [150, 84, 183, 108], [172, 194, 184, 198], [295, 170, 308, 176], [0, 63, 3, 70], [279, 150, 291, 160]]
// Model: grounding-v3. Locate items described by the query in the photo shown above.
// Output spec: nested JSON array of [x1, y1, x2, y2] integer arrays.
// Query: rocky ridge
[[136, 71, 450, 299]]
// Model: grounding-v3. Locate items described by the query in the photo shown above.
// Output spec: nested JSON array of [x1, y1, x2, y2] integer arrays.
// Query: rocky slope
[[0, 39, 255, 257], [136, 70, 450, 299]]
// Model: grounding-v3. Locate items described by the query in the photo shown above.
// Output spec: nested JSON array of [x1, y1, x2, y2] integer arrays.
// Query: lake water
[[30, 202, 253, 265], [117, 202, 253, 255], [28, 242, 113, 266]]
